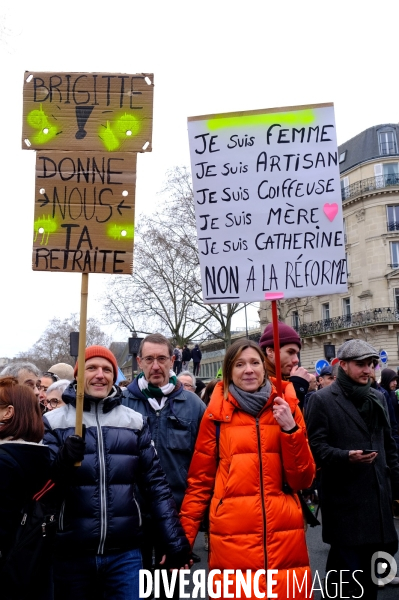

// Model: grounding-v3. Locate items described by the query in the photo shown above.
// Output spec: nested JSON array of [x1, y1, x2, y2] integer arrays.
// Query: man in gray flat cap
[[306, 339, 399, 598]]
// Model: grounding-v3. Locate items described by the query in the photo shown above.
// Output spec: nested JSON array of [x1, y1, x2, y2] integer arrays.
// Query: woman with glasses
[[45, 379, 69, 411], [0, 377, 51, 598], [179, 339, 315, 599]]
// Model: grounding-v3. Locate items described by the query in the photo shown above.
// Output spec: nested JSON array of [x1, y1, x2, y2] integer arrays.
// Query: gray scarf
[[229, 380, 272, 417]]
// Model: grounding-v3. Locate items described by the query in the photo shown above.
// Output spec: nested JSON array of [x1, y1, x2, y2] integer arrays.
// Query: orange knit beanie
[[74, 345, 118, 382]]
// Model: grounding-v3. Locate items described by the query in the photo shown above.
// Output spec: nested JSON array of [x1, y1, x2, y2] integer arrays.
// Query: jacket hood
[[62, 381, 122, 413], [380, 368, 398, 392]]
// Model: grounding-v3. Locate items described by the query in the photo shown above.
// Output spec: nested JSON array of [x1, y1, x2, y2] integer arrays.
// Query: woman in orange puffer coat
[[180, 339, 315, 599]]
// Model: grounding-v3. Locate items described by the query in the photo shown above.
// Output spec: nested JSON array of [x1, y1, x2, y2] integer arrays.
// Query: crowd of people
[[0, 326, 399, 599], [172, 344, 202, 376]]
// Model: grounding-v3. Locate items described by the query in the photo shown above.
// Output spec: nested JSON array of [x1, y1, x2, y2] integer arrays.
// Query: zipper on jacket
[[95, 402, 108, 555], [59, 501, 65, 531], [215, 498, 223, 514], [133, 496, 142, 527], [256, 417, 268, 575]]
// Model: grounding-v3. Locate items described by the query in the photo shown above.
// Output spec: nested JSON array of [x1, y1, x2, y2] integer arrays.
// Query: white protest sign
[[188, 103, 347, 303]]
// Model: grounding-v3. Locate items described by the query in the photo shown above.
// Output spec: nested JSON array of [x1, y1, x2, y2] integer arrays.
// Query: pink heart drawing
[[323, 203, 338, 222]]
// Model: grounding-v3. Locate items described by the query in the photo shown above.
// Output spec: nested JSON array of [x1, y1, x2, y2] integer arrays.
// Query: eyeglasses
[[24, 380, 41, 390], [140, 356, 171, 365], [182, 383, 195, 390], [46, 397, 62, 409]]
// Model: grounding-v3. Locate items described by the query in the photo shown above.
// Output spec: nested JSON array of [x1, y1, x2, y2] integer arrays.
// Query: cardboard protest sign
[[188, 103, 347, 303], [22, 72, 154, 153], [33, 151, 136, 274]]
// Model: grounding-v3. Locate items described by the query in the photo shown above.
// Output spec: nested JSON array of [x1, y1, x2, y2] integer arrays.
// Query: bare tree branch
[[102, 167, 245, 346]]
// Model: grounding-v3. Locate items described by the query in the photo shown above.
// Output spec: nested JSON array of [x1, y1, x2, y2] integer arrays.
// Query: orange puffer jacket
[[180, 379, 315, 599]]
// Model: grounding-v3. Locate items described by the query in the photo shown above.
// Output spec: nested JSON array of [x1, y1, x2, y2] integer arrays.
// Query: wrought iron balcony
[[342, 174, 399, 201], [297, 307, 398, 337]]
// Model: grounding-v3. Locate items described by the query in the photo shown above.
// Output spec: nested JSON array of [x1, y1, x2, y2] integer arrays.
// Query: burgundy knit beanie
[[74, 345, 118, 382], [259, 322, 301, 350]]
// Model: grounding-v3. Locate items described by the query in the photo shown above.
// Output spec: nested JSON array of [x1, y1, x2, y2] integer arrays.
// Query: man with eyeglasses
[[177, 370, 196, 393], [0, 361, 41, 400], [123, 333, 206, 598], [306, 339, 399, 598]]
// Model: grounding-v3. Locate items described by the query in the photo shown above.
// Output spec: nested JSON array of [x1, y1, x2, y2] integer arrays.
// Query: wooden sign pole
[[265, 292, 284, 397], [75, 273, 89, 465]]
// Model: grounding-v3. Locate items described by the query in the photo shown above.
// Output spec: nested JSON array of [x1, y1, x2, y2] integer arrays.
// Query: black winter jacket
[[191, 346, 202, 362], [0, 441, 51, 558], [306, 381, 399, 547], [43, 383, 190, 556], [123, 379, 206, 509], [182, 347, 191, 362]]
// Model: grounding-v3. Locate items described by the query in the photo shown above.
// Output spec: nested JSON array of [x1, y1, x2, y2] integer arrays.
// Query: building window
[[387, 206, 399, 231], [322, 303, 330, 321], [395, 289, 399, 312], [379, 129, 398, 155], [390, 242, 399, 268], [339, 151, 347, 164], [324, 344, 336, 360], [342, 297, 351, 320], [383, 162, 399, 186], [292, 311, 299, 331], [341, 176, 350, 199]]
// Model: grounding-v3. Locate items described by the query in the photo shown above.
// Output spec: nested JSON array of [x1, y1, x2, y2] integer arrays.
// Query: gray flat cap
[[337, 339, 379, 362]]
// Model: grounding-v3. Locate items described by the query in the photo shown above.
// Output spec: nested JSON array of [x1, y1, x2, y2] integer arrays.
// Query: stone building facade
[[260, 123, 399, 372]]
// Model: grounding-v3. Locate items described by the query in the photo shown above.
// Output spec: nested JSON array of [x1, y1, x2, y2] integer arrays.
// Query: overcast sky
[[0, 0, 398, 358]]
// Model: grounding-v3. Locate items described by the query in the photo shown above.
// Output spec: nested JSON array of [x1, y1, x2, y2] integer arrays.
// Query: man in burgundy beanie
[[259, 322, 311, 410]]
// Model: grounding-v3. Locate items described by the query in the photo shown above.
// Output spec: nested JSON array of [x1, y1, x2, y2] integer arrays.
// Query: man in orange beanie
[[43, 345, 191, 599]]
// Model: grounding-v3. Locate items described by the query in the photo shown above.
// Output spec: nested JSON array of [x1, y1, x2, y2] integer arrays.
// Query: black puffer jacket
[[43, 383, 190, 557]]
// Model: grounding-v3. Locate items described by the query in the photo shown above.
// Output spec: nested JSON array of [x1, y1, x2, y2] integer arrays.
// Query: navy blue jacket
[[191, 346, 202, 362], [123, 379, 206, 509], [43, 383, 189, 556]]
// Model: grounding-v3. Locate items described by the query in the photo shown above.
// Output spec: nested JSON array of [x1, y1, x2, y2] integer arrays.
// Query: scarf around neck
[[337, 366, 388, 431], [229, 380, 272, 417], [138, 370, 178, 409]]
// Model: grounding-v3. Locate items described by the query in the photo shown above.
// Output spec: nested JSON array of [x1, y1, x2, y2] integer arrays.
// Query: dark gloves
[[165, 550, 193, 570], [52, 435, 86, 480], [61, 435, 85, 463]]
